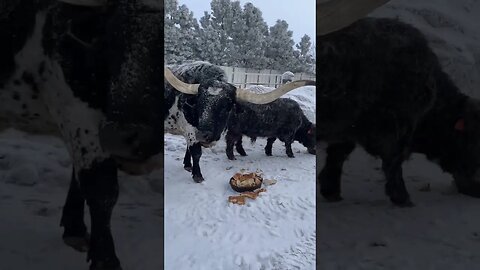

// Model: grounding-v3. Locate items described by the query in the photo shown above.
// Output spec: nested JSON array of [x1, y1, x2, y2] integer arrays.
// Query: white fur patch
[[207, 87, 223, 96], [40, 60, 109, 173], [164, 97, 198, 146], [0, 12, 109, 174], [0, 12, 56, 134]]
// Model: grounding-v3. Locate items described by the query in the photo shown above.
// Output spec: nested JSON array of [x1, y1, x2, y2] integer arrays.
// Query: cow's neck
[[412, 77, 469, 174]]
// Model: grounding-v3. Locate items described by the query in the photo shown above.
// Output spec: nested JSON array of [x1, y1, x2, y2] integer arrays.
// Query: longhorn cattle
[[317, 1, 480, 206], [225, 98, 316, 160], [163, 62, 315, 182], [1, 0, 167, 269]]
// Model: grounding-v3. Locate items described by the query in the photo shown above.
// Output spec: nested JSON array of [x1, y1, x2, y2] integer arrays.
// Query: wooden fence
[[218, 66, 316, 88]]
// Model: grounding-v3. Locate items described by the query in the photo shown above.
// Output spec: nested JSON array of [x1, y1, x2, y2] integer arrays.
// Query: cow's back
[[229, 98, 303, 138], [317, 18, 440, 140]]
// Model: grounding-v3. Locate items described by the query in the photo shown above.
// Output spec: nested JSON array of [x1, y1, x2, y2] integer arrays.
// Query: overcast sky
[[177, 0, 316, 44]]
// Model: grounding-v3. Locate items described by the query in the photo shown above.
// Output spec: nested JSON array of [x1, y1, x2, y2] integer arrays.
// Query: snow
[[165, 85, 316, 269], [0, 129, 163, 269], [319, 0, 480, 269]]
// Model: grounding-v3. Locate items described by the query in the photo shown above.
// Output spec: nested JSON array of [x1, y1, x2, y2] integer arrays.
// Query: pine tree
[[197, 12, 227, 65], [293, 34, 314, 72], [265, 20, 296, 71], [164, 0, 200, 64], [232, 3, 269, 69], [198, 0, 239, 65]]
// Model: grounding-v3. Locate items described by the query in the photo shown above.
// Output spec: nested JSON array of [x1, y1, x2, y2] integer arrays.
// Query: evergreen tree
[[293, 34, 314, 72], [198, 0, 239, 65], [165, 0, 314, 73], [232, 3, 269, 69], [164, 0, 200, 64], [197, 12, 227, 65], [265, 20, 296, 71]]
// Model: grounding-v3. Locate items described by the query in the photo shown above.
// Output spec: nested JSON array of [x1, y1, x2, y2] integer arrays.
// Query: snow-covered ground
[[319, 0, 480, 269], [0, 129, 163, 270], [164, 86, 316, 270]]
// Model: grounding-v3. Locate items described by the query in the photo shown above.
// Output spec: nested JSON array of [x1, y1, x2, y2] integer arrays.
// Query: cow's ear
[[454, 118, 465, 132]]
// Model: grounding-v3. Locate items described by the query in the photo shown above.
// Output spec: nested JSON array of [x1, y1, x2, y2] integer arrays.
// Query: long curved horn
[[236, 80, 315, 104], [57, 0, 107, 6], [164, 67, 199, 95], [318, 0, 390, 36]]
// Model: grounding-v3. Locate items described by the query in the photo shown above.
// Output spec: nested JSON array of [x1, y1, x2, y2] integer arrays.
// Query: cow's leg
[[379, 124, 415, 207], [183, 148, 192, 172], [284, 138, 295, 158], [225, 131, 237, 160], [40, 61, 121, 269], [235, 137, 247, 156], [79, 158, 121, 270], [382, 154, 412, 207], [60, 168, 89, 252], [189, 143, 204, 182], [265, 137, 276, 156], [319, 141, 356, 201]]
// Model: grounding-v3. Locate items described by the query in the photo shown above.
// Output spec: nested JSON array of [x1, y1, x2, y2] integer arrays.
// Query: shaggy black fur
[[44, 1, 164, 162], [225, 98, 316, 160], [317, 17, 480, 206]]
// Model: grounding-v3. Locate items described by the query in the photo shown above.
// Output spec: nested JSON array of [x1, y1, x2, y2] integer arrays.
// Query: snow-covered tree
[[164, 0, 200, 64], [197, 12, 229, 65], [165, 0, 314, 73], [265, 20, 296, 71], [292, 34, 314, 72], [196, 0, 240, 65], [230, 3, 269, 69]]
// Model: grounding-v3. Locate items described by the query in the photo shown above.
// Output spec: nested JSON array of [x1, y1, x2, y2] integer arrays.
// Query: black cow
[[164, 62, 315, 182], [1, 1, 166, 269], [318, 17, 480, 206], [225, 98, 316, 160]]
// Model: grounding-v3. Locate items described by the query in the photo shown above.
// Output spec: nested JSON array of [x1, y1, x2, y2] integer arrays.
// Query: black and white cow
[[317, 1, 480, 206], [1, 1, 168, 269], [163, 61, 315, 182], [225, 98, 316, 160]]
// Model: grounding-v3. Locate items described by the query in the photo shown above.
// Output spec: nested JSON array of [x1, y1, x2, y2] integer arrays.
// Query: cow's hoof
[[63, 234, 90, 252], [287, 155, 295, 158], [391, 198, 414, 207], [193, 175, 204, 183], [90, 260, 122, 270], [227, 154, 236, 160], [184, 166, 192, 172], [322, 193, 343, 202]]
